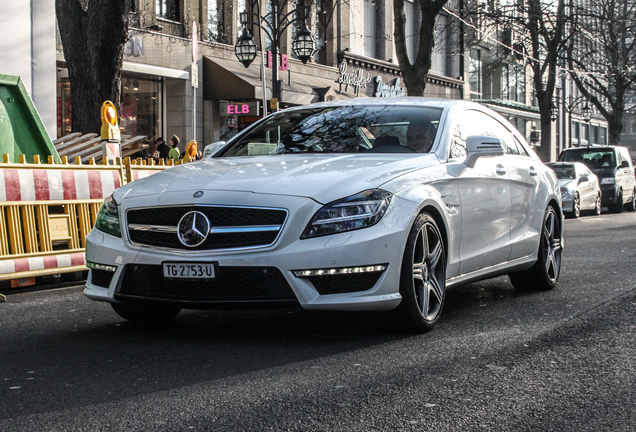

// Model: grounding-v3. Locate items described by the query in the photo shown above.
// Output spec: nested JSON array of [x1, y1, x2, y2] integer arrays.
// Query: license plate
[[162, 262, 216, 279]]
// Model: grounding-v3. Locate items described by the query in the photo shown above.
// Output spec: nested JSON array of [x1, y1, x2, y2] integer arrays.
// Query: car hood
[[558, 179, 576, 189], [589, 166, 616, 178], [117, 154, 440, 205]]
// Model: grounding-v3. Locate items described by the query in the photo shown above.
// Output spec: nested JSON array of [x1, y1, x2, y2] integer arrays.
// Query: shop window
[[57, 79, 72, 138], [157, 0, 180, 22], [120, 76, 163, 148]]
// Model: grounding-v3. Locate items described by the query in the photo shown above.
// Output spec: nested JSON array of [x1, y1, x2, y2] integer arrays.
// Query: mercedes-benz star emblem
[[193, 191, 204, 198], [177, 211, 210, 247]]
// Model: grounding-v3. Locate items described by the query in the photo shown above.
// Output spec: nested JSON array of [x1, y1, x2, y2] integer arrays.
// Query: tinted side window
[[449, 110, 482, 159], [473, 112, 518, 155]]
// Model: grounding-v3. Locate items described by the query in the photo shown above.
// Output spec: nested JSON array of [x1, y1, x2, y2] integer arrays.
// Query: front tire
[[610, 189, 623, 213], [395, 212, 446, 333], [509, 205, 562, 291], [111, 302, 181, 323]]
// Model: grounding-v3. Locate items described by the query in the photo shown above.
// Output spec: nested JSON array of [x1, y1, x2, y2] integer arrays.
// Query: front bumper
[[84, 193, 418, 312], [600, 184, 618, 206]]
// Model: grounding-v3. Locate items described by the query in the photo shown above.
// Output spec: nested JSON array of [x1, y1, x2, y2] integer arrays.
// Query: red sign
[[267, 52, 289, 71], [220, 102, 259, 117], [192, 21, 198, 63]]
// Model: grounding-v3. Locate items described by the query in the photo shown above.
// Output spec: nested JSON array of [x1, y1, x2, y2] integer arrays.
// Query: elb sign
[[220, 102, 260, 117]]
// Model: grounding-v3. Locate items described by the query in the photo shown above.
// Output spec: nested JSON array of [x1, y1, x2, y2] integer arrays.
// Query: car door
[[477, 114, 540, 261], [618, 148, 635, 199], [577, 165, 596, 209], [447, 110, 512, 275]]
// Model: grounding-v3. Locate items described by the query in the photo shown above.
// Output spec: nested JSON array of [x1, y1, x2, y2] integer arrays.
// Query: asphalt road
[[1, 212, 635, 431]]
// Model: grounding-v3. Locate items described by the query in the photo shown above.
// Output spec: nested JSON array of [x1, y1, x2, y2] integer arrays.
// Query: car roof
[[281, 97, 481, 113]]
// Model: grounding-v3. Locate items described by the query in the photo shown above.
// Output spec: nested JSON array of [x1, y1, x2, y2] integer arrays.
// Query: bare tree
[[393, 0, 449, 96], [56, 0, 132, 134], [468, 0, 571, 161], [567, 0, 636, 146]]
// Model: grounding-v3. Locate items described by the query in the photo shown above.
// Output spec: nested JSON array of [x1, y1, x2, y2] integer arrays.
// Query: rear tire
[[509, 205, 561, 291], [592, 193, 602, 216], [567, 193, 580, 218], [111, 302, 181, 323], [395, 212, 446, 333], [626, 188, 636, 212]]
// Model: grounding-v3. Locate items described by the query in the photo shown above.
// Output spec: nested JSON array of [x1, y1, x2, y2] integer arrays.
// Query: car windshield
[[221, 105, 443, 156], [560, 149, 616, 168], [550, 165, 576, 180]]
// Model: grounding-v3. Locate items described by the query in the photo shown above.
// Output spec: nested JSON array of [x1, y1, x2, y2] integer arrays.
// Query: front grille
[[90, 269, 115, 288], [308, 272, 383, 295], [126, 205, 287, 251], [117, 264, 297, 302]]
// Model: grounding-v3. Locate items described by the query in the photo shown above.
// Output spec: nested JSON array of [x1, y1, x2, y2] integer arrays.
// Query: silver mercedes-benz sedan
[[85, 98, 563, 333]]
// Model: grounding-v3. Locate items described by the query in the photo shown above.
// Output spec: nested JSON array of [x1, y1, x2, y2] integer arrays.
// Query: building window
[[501, 63, 525, 103], [157, 0, 180, 22], [404, 0, 420, 63], [208, 0, 226, 43], [350, 0, 376, 58], [469, 49, 482, 100]]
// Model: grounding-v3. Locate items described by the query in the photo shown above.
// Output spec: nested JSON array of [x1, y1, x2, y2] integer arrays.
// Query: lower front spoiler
[[115, 293, 301, 310]]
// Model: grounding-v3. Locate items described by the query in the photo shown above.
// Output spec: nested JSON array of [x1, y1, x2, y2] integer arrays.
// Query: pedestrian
[[168, 135, 181, 161], [156, 137, 170, 161]]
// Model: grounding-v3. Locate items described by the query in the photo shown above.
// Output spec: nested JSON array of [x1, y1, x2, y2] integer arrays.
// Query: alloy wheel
[[411, 221, 445, 321], [542, 209, 561, 284]]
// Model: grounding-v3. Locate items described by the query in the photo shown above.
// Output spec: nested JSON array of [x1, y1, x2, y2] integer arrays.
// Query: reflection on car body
[[546, 161, 602, 218], [85, 98, 563, 333]]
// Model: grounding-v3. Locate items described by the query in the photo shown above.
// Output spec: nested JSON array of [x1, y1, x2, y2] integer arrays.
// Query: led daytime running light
[[293, 265, 387, 277], [86, 261, 117, 272]]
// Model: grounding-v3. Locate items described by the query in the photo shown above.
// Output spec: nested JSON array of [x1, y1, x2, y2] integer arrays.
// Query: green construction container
[[0, 74, 61, 164]]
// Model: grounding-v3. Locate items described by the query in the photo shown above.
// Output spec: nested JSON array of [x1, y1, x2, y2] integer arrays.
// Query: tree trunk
[[56, 0, 131, 135], [393, 0, 447, 96]]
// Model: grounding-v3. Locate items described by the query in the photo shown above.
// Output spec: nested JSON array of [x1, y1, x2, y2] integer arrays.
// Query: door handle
[[496, 165, 507, 176], [529, 166, 538, 176]]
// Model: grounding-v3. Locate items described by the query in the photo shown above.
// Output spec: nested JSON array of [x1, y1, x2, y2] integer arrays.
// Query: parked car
[[558, 145, 635, 213], [546, 162, 601, 218], [85, 98, 563, 333]]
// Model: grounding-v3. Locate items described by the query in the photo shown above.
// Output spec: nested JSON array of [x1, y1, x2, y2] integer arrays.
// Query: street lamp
[[235, 1, 316, 110], [551, 95, 593, 148]]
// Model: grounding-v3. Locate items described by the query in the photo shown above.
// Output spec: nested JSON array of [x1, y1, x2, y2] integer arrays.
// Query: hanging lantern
[[292, 25, 316, 64], [235, 28, 257, 68]]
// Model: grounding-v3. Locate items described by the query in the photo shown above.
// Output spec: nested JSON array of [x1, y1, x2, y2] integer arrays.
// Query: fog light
[[293, 265, 387, 277], [86, 261, 117, 272]]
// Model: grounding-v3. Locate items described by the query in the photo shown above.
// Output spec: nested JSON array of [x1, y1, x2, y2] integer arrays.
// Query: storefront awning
[[203, 56, 344, 105], [478, 100, 541, 121]]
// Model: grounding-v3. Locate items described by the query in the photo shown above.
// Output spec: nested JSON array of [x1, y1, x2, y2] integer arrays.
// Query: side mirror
[[203, 141, 227, 158], [620, 160, 629, 168], [464, 135, 504, 168]]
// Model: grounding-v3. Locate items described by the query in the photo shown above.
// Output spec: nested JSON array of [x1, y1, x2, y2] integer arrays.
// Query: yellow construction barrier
[[0, 154, 180, 286]]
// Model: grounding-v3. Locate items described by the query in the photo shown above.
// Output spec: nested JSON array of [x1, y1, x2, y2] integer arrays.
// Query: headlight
[[560, 188, 569, 199], [301, 189, 393, 239], [94, 194, 121, 237], [600, 177, 616, 185]]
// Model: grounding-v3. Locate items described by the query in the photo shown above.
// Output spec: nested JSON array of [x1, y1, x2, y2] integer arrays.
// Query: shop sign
[[338, 62, 372, 94], [267, 52, 289, 71], [220, 102, 260, 117], [124, 37, 144, 57], [374, 76, 406, 97]]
